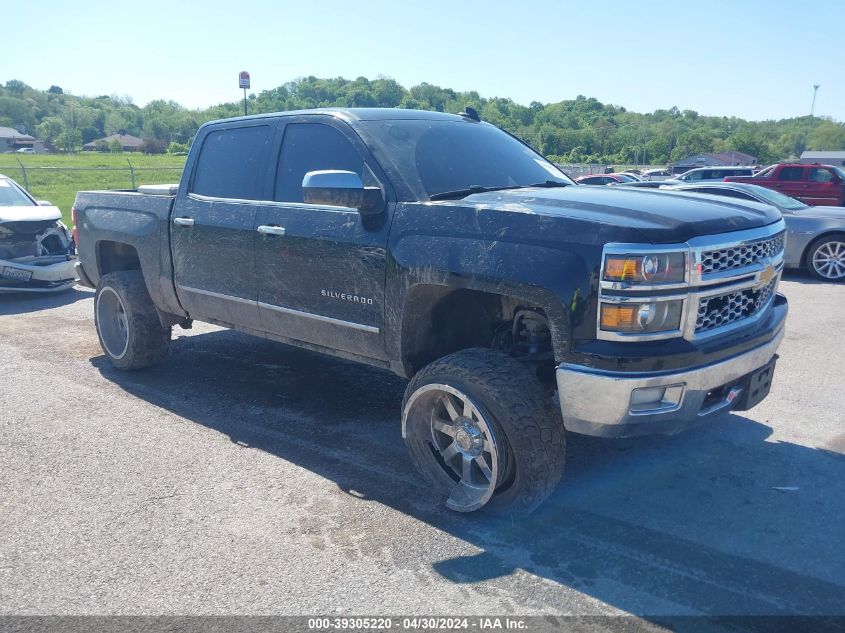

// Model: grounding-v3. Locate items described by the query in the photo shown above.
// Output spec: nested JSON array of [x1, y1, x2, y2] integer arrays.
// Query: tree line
[[2, 76, 844, 164]]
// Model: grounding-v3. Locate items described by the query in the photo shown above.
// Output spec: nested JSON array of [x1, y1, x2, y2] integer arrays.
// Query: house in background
[[670, 151, 758, 174], [0, 127, 45, 153], [800, 151, 845, 168], [82, 132, 143, 152]]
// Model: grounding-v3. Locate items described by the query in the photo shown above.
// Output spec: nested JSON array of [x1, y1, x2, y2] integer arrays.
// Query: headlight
[[603, 252, 686, 284], [600, 300, 683, 334]]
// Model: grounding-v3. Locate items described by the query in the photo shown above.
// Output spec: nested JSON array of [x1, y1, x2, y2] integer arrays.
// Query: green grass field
[[0, 154, 187, 226]]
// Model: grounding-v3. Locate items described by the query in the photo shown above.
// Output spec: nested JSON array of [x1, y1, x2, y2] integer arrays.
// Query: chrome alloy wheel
[[812, 240, 845, 280], [403, 384, 505, 512], [96, 286, 130, 359]]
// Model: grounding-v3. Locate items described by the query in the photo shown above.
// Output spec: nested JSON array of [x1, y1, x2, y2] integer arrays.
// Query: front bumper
[[0, 256, 77, 293], [557, 301, 786, 437]]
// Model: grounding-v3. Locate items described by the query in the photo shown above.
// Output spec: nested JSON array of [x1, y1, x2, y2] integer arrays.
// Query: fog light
[[629, 384, 685, 414], [630, 386, 666, 407]]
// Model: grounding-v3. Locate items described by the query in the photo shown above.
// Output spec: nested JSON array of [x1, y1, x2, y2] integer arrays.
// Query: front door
[[171, 121, 275, 329], [254, 117, 391, 361], [804, 166, 842, 205]]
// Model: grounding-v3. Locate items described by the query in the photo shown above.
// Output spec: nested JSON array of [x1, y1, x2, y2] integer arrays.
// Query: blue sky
[[4, 0, 843, 121]]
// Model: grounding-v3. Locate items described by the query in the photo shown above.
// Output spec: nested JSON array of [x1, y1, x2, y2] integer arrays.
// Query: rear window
[[777, 166, 804, 181], [191, 125, 273, 199]]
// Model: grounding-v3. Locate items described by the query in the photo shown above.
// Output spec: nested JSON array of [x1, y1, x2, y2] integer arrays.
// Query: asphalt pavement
[[1, 275, 843, 619]]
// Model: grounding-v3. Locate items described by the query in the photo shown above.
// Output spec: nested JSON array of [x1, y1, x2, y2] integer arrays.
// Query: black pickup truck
[[73, 108, 787, 515]]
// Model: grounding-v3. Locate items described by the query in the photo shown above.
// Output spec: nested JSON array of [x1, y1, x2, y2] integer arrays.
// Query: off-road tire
[[94, 271, 171, 370], [805, 233, 845, 282], [402, 348, 566, 516]]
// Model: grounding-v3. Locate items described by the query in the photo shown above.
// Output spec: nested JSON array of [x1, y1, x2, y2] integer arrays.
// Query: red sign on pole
[[239, 71, 251, 89]]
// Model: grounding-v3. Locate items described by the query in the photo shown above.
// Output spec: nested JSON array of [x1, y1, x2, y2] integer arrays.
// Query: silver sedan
[[663, 182, 845, 282]]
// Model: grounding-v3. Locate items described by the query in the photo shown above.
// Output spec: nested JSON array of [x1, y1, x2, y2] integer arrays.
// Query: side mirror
[[36, 200, 53, 207], [302, 170, 384, 215]]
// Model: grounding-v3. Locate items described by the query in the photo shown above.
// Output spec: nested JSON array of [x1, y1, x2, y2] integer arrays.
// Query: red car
[[575, 173, 638, 185], [725, 163, 845, 206]]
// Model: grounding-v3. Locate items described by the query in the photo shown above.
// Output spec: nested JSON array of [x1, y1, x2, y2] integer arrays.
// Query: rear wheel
[[95, 271, 171, 370], [402, 348, 565, 516], [807, 234, 845, 281]]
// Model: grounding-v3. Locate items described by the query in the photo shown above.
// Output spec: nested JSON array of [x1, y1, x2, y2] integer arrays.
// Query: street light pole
[[810, 84, 820, 117]]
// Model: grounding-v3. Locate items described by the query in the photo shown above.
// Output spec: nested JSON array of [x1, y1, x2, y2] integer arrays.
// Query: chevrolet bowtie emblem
[[758, 263, 775, 286]]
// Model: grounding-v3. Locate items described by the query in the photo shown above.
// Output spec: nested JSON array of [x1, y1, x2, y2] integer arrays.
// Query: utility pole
[[810, 84, 820, 117]]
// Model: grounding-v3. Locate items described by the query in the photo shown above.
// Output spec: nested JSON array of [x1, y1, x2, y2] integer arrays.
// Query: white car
[[642, 168, 672, 181], [0, 175, 76, 293]]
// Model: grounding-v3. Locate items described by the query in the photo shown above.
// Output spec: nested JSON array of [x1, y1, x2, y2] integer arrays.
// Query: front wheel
[[807, 234, 845, 281], [402, 348, 565, 516], [95, 271, 171, 370]]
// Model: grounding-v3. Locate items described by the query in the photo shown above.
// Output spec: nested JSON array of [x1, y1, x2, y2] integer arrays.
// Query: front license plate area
[[735, 355, 777, 411], [2, 266, 33, 282]]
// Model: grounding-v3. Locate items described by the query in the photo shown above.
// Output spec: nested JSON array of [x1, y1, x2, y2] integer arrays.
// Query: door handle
[[257, 225, 286, 236], [173, 217, 195, 227]]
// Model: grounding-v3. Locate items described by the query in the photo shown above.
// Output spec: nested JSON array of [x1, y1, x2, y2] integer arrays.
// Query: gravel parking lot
[[1, 275, 843, 618]]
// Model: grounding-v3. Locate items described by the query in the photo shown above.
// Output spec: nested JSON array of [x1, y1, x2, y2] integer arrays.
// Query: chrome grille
[[700, 232, 785, 275], [696, 277, 778, 333]]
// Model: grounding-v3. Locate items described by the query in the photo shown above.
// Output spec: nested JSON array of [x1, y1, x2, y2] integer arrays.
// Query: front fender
[[385, 232, 592, 367]]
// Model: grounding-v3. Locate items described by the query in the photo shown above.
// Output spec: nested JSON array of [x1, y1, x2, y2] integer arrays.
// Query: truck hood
[[459, 186, 782, 243], [0, 204, 62, 223]]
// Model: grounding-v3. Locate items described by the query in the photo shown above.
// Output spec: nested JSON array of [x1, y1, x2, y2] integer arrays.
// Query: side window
[[808, 168, 834, 183], [709, 188, 754, 200], [191, 125, 272, 199], [275, 123, 364, 203], [687, 171, 703, 181], [777, 167, 804, 181]]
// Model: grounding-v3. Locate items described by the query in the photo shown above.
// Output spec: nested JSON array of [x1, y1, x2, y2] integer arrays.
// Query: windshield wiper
[[429, 185, 521, 201], [525, 180, 570, 188], [428, 181, 569, 201]]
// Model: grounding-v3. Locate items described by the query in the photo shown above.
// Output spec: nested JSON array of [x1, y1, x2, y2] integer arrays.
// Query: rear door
[[171, 121, 275, 329], [253, 116, 392, 361]]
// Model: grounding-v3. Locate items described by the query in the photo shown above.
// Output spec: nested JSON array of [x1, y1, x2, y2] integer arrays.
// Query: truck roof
[[204, 108, 468, 128]]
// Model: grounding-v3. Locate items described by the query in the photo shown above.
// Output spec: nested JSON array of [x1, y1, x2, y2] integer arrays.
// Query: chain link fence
[[0, 160, 184, 224]]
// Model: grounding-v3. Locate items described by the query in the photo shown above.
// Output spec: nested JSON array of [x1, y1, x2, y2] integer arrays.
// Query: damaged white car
[[0, 175, 76, 293]]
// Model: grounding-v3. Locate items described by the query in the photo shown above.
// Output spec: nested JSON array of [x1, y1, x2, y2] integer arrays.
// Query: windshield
[[0, 178, 36, 207], [356, 119, 573, 200], [834, 167, 845, 180], [745, 185, 808, 211]]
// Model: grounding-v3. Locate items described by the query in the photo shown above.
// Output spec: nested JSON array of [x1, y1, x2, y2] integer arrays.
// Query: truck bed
[[73, 186, 185, 317]]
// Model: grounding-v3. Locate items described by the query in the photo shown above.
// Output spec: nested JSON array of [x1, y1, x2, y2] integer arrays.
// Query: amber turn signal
[[604, 256, 641, 281], [600, 305, 638, 330]]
